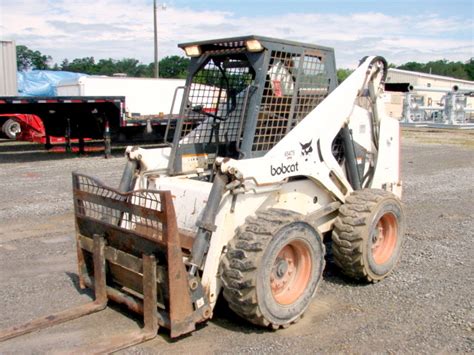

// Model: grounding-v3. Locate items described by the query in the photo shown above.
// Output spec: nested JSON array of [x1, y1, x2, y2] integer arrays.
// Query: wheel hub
[[270, 241, 312, 305], [371, 212, 398, 265], [275, 258, 289, 278], [372, 225, 384, 246]]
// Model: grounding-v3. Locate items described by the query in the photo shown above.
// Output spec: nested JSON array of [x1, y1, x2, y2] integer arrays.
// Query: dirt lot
[[0, 128, 473, 354]]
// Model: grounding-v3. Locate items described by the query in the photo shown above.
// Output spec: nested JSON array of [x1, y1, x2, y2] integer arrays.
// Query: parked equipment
[[402, 85, 474, 126], [0, 36, 404, 351]]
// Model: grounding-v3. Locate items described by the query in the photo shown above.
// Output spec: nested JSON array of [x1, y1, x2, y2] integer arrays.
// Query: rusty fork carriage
[[0, 173, 210, 352]]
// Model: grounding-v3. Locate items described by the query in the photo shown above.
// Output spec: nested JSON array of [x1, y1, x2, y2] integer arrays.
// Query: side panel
[[371, 116, 402, 197], [149, 175, 212, 233], [54, 79, 83, 96]]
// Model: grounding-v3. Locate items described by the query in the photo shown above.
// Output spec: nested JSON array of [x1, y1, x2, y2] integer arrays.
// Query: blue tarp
[[17, 70, 87, 96]]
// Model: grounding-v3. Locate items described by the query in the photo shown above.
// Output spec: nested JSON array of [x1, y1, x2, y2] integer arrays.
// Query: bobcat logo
[[300, 140, 313, 161]]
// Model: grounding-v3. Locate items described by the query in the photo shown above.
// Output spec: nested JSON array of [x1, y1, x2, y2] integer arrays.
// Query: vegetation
[[16, 45, 52, 71], [337, 68, 354, 84], [56, 55, 190, 78], [397, 59, 473, 81], [16, 45, 474, 83], [157, 56, 190, 78], [17, 45, 190, 78], [337, 59, 474, 83], [58, 57, 151, 77]]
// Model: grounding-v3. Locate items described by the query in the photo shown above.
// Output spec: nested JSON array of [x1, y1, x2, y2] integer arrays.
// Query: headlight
[[184, 45, 201, 57], [245, 39, 264, 52]]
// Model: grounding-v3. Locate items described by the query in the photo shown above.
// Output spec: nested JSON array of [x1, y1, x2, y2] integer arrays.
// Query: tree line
[[16, 45, 474, 82], [16, 45, 190, 79]]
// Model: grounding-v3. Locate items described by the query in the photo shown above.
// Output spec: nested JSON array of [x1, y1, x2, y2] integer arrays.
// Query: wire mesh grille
[[252, 50, 329, 152], [73, 174, 164, 240], [179, 58, 254, 146]]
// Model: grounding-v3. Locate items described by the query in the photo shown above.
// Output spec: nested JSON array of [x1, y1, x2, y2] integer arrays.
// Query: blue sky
[[172, 0, 472, 19], [0, 0, 472, 68]]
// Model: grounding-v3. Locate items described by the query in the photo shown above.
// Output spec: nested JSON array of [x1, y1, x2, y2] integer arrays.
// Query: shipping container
[[0, 40, 18, 96]]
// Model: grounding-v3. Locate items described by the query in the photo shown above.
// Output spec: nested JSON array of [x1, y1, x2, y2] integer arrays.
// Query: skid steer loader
[[0, 36, 404, 351]]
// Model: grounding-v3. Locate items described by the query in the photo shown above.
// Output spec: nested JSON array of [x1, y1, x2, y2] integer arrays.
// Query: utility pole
[[153, 1, 166, 78], [153, 0, 159, 78]]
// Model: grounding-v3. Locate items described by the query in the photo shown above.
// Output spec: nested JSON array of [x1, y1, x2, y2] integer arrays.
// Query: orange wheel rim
[[270, 241, 312, 305], [371, 212, 398, 265]]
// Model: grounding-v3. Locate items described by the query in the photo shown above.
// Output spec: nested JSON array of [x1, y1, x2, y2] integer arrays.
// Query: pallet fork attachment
[[0, 173, 210, 351]]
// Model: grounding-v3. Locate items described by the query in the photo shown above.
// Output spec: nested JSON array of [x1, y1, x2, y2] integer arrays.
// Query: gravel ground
[[0, 129, 472, 354]]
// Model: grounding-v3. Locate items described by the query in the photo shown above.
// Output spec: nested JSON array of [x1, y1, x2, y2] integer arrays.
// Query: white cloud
[[1, 0, 472, 68]]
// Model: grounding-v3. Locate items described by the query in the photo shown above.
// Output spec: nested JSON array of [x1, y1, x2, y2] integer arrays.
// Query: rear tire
[[221, 209, 325, 329], [2, 119, 21, 139], [332, 189, 404, 282]]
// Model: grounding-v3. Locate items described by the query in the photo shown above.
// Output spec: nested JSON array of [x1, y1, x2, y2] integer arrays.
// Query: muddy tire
[[221, 209, 325, 329], [2, 119, 21, 139], [332, 189, 404, 282]]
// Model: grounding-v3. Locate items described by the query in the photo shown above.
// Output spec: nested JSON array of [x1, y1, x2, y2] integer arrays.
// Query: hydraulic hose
[[341, 125, 361, 190]]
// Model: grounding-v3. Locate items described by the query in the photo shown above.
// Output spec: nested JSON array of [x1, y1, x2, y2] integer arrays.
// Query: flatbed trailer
[[0, 96, 175, 155]]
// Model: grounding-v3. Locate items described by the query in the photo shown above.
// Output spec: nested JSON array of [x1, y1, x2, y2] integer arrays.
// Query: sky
[[0, 0, 473, 68]]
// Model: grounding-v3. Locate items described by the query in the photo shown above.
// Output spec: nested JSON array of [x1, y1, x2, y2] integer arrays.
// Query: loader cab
[[166, 35, 337, 175]]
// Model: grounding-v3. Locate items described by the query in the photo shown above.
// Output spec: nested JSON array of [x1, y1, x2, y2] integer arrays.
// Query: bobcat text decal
[[270, 162, 299, 176]]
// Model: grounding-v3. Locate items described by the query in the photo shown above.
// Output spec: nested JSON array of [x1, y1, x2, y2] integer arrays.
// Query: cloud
[[47, 21, 130, 34], [1, 0, 472, 68]]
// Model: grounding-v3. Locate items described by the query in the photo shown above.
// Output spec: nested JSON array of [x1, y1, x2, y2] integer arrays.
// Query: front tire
[[332, 189, 404, 282], [221, 209, 325, 329]]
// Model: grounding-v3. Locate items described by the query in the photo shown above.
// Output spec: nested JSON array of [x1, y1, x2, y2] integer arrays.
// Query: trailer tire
[[221, 209, 325, 329], [332, 189, 404, 282], [2, 119, 21, 139]]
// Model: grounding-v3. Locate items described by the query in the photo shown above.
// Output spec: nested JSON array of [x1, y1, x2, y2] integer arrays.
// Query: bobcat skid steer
[[0, 36, 403, 351]]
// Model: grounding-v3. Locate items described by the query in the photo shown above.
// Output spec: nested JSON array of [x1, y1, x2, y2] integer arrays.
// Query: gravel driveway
[[0, 128, 472, 354]]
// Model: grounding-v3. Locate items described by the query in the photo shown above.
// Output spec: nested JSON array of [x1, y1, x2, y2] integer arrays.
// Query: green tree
[[16, 45, 52, 71], [465, 58, 474, 81], [397, 61, 424, 73], [61, 57, 97, 73], [60, 57, 155, 77], [337, 68, 353, 84], [113, 58, 149, 77], [158, 56, 190, 78], [397, 59, 470, 80]]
